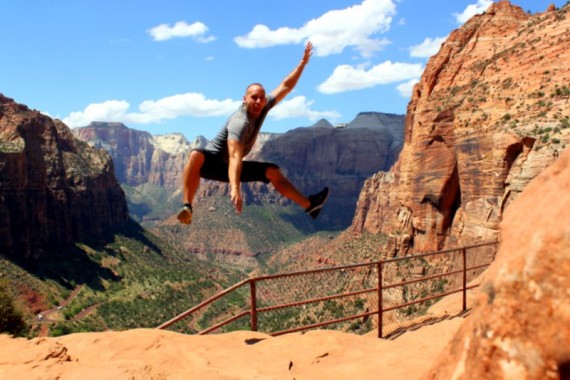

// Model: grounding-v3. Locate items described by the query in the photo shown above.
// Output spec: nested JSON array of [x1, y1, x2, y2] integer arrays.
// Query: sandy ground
[[0, 317, 464, 380]]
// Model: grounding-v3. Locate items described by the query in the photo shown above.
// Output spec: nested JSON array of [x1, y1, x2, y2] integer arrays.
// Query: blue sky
[[1, 0, 565, 140]]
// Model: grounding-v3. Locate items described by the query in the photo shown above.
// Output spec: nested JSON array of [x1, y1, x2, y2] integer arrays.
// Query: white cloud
[[234, 0, 396, 58], [271, 96, 341, 121], [110, 38, 130, 45], [132, 93, 239, 123], [409, 36, 447, 58], [63, 95, 239, 128], [148, 21, 215, 42], [63, 100, 131, 127], [234, 25, 305, 48], [317, 60, 423, 94], [454, 0, 493, 24], [62, 94, 336, 127], [396, 79, 418, 98]]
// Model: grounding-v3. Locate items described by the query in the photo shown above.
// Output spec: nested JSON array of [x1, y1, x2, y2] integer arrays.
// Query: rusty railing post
[[250, 279, 257, 331], [378, 261, 383, 338], [462, 248, 467, 311]]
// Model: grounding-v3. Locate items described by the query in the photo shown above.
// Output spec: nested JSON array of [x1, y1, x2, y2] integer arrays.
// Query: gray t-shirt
[[204, 95, 276, 162]]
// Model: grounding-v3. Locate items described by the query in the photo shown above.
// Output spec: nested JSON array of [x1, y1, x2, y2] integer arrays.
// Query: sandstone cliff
[[72, 122, 203, 188], [353, 1, 570, 255], [0, 95, 129, 260], [424, 144, 570, 380]]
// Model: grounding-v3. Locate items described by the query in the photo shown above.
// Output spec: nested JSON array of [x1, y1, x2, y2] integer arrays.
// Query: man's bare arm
[[270, 42, 313, 105], [228, 139, 244, 214]]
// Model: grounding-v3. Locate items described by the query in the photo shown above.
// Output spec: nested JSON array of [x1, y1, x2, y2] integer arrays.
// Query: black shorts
[[196, 149, 278, 183]]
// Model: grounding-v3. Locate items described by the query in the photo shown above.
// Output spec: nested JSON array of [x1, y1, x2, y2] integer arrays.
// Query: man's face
[[243, 84, 267, 118]]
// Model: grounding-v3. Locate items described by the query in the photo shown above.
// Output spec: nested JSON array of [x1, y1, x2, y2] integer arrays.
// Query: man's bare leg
[[265, 166, 310, 209], [265, 166, 329, 219], [178, 151, 205, 224]]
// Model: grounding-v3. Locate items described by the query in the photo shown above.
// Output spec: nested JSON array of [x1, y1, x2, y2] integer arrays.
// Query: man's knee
[[183, 151, 205, 180], [265, 164, 282, 181], [188, 150, 205, 167]]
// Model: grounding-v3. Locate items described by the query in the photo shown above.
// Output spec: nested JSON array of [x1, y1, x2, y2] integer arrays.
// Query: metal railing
[[158, 241, 498, 338]]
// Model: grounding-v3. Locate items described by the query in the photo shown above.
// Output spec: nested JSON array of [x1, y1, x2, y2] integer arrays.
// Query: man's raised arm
[[270, 42, 313, 105]]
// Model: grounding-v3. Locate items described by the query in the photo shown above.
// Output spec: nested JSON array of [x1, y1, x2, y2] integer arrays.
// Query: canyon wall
[[352, 1, 570, 255], [0, 95, 129, 260]]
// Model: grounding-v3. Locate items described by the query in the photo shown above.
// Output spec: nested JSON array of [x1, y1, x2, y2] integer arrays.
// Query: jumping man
[[177, 42, 329, 225]]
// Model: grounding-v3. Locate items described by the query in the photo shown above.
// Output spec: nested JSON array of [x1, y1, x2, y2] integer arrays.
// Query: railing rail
[[158, 241, 498, 338]]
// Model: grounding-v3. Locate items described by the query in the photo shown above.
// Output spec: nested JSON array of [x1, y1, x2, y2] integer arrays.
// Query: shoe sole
[[177, 208, 192, 225], [307, 189, 329, 219]]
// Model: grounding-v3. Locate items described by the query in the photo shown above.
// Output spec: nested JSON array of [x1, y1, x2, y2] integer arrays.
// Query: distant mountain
[[310, 119, 334, 128], [256, 113, 405, 228], [72, 122, 204, 188]]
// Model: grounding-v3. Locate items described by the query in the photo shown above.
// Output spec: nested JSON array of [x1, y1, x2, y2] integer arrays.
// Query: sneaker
[[305, 187, 329, 220], [177, 203, 193, 225]]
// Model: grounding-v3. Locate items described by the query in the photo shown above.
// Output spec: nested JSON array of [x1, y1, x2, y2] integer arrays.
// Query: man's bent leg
[[265, 166, 310, 209], [265, 165, 329, 220], [178, 150, 205, 224], [182, 150, 205, 204]]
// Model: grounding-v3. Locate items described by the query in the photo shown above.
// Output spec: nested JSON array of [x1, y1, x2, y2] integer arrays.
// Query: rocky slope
[[0, 95, 129, 260], [353, 1, 570, 255]]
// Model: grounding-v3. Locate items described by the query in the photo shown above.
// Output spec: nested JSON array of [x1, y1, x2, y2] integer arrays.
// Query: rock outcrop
[[423, 146, 570, 380], [0, 95, 129, 260], [353, 1, 570, 254]]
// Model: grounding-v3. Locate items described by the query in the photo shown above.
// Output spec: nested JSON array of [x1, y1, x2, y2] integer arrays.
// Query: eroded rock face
[[423, 146, 570, 380], [353, 2, 570, 255], [72, 122, 201, 188], [256, 117, 404, 226], [0, 95, 129, 259]]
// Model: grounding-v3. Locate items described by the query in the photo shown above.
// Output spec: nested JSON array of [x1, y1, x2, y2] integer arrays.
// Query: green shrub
[[0, 280, 27, 336]]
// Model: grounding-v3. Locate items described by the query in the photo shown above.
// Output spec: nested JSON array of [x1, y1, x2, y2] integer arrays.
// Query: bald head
[[243, 83, 267, 118]]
